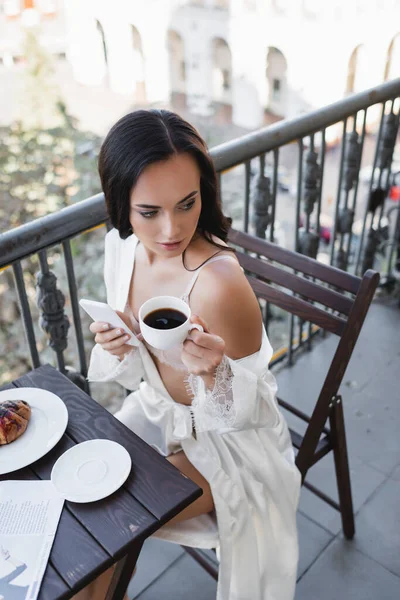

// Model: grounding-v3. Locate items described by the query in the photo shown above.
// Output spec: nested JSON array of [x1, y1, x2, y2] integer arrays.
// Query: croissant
[[0, 400, 31, 445]]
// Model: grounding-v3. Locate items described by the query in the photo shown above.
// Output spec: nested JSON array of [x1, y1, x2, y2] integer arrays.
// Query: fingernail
[[102, 324, 109, 330], [124, 335, 130, 340], [117, 329, 122, 335]]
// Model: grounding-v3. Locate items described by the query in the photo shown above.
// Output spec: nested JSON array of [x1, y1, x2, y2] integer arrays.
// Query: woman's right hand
[[89, 311, 135, 360]]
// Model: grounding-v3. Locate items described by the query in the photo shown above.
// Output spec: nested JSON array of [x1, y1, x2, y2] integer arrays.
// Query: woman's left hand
[[181, 315, 225, 389]]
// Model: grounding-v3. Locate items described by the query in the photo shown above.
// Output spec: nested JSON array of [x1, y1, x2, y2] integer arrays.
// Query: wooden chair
[[182, 228, 380, 579]]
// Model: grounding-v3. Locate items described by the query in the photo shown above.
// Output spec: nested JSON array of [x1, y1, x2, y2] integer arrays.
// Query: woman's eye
[[140, 211, 158, 218], [180, 200, 195, 211]]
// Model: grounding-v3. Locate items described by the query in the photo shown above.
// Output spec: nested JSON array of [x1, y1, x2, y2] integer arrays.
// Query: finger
[[182, 339, 209, 359], [95, 334, 130, 351], [186, 329, 225, 351], [102, 334, 131, 352], [182, 342, 223, 369], [190, 314, 209, 334], [90, 321, 112, 334], [181, 348, 221, 376], [95, 328, 130, 345]]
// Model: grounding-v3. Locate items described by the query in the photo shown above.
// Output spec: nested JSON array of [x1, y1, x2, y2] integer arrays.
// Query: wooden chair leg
[[181, 546, 219, 580], [105, 541, 143, 600], [329, 395, 355, 539]]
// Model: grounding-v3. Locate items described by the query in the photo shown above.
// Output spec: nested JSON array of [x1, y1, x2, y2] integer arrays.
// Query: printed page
[[0, 480, 64, 600]]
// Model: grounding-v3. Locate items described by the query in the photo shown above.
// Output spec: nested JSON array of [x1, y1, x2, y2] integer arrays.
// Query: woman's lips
[[158, 240, 183, 250]]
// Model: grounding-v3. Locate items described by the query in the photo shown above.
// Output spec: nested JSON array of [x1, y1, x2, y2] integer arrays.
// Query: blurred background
[[1, 0, 399, 228], [1, 0, 399, 397]]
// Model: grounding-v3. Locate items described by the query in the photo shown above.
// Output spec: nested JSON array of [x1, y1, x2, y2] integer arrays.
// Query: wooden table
[[0, 364, 202, 599]]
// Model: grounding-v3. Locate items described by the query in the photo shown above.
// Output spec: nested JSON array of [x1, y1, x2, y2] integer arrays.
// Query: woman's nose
[[163, 215, 180, 240]]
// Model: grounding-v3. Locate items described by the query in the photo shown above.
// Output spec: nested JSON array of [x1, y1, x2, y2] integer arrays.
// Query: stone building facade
[[0, 0, 399, 132]]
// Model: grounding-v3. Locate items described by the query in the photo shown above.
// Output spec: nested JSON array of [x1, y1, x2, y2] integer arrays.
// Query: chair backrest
[[228, 228, 380, 474]]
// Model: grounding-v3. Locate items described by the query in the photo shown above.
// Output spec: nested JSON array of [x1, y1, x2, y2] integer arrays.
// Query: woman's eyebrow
[[135, 190, 198, 209]]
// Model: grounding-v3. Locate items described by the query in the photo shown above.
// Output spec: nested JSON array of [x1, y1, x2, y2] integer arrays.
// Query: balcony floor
[[127, 295, 400, 599]]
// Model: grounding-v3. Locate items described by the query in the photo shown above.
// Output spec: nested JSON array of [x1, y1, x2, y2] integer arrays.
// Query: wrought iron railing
[[1, 78, 399, 389]]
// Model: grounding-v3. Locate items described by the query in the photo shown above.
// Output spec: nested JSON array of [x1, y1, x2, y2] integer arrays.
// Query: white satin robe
[[87, 229, 301, 600]]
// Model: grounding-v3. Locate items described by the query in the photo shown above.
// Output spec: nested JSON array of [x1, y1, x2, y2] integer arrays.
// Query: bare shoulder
[[190, 253, 263, 360], [184, 234, 230, 268]]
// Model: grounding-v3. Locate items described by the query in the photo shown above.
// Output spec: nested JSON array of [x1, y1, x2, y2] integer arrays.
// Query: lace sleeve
[[186, 355, 281, 434], [87, 343, 145, 391], [185, 356, 235, 433]]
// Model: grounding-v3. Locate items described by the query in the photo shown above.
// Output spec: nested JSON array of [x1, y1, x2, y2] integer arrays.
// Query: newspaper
[[0, 480, 64, 600]]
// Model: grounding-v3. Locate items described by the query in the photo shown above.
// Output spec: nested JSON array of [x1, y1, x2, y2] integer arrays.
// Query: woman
[[87, 109, 300, 600]]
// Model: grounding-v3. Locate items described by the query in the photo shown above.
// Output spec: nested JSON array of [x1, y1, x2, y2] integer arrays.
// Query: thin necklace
[[182, 248, 223, 272]]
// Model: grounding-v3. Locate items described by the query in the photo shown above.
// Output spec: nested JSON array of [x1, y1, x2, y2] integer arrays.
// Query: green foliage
[[20, 29, 60, 129], [0, 109, 102, 230], [0, 30, 103, 385], [0, 30, 102, 231]]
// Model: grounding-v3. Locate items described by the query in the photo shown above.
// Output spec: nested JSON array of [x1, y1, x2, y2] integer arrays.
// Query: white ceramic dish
[[50, 439, 132, 503], [0, 387, 68, 475]]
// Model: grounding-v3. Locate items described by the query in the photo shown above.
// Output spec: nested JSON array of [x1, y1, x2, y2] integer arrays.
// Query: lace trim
[[185, 355, 235, 432]]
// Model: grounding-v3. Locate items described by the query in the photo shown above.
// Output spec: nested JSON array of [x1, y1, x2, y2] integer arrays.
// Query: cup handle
[[188, 324, 204, 334]]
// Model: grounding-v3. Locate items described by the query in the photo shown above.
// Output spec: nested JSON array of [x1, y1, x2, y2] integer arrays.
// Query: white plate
[[50, 439, 132, 503], [0, 387, 68, 475]]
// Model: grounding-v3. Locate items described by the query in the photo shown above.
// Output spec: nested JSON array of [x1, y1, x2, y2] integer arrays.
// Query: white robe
[[87, 229, 301, 600]]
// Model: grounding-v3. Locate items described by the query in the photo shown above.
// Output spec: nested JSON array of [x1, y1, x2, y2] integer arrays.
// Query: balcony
[[1, 78, 400, 598]]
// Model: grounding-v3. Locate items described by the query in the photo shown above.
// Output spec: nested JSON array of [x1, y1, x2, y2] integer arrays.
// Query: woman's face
[[129, 153, 202, 258]]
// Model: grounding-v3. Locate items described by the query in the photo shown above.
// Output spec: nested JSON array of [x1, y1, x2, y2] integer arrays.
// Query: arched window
[[131, 25, 146, 104], [346, 44, 368, 94], [384, 33, 400, 81], [212, 38, 232, 103], [266, 47, 287, 116], [131, 26, 144, 81], [346, 45, 359, 93], [167, 30, 186, 94], [96, 20, 108, 68]]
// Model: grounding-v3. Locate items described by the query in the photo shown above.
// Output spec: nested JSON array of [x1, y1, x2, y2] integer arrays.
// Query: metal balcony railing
[[1, 78, 399, 389]]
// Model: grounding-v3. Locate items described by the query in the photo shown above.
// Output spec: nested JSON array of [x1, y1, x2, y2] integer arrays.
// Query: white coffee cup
[[138, 295, 203, 350]]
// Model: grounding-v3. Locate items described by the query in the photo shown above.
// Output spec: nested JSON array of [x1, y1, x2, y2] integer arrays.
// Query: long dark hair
[[98, 109, 232, 248]]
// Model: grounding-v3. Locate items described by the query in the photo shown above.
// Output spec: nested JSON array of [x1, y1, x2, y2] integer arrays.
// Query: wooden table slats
[[27, 433, 158, 558], [0, 466, 111, 589], [15, 365, 200, 522], [0, 364, 202, 599], [39, 564, 71, 600]]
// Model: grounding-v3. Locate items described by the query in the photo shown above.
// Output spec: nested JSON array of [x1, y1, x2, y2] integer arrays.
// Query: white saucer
[[51, 439, 132, 503]]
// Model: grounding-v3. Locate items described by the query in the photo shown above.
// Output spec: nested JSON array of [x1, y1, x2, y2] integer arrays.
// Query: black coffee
[[144, 308, 186, 330]]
